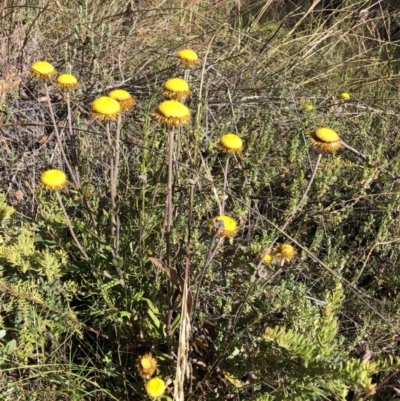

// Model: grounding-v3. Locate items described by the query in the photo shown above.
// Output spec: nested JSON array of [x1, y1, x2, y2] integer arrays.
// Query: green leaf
[[4, 339, 16, 355]]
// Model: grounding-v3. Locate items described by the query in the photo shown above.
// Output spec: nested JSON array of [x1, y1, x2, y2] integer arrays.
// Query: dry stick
[[341, 140, 367, 160], [106, 121, 124, 287], [174, 182, 195, 401], [166, 126, 175, 346], [45, 84, 79, 188]]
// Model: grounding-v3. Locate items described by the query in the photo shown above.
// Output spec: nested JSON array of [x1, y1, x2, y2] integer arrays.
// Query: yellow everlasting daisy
[[177, 49, 199, 66], [340, 92, 350, 100], [92, 96, 121, 121], [152, 100, 190, 127], [31, 61, 56, 79], [262, 253, 273, 264], [273, 243, 296, 265], [108, 89, 136, 111], [220, 133, 243, 153], [145, 377, 166, 399], [209, 215, 238, 238], [56, 73, 79, 91], [40, 169, 67, 191], [136, 353, 157, 379], [163, 78, 191, 101], [309, 127, 342, 152]]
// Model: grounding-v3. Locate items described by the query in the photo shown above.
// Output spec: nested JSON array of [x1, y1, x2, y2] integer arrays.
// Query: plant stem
[[341, 140, 367, 160], [192, 233, 223, 322], [221, 156, 230, 214], [166, 127, 175, 235], [55, 191, 89, 261], [65, 91, 81, 187], [45, 83, 79, 188], [113, 115, 122, 256]]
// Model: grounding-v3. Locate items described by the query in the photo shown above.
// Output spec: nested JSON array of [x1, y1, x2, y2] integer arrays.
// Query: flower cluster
[[259, 243, 297, 266]]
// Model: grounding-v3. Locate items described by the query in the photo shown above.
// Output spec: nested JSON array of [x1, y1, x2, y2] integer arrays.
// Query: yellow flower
[[152, 100, 190, 127], [31, 61, 56, 79], [55, 73, 79, 91], [40, 169, 67, 191], [177, 49, 199, 66], [309, 127, 342, 152], [209, 215, 238, 238], [163, 78, 191, 101], [220, 133, 243, 153], [92, 96, 121, 121], [273, 243, 296, 265], [145, 377, 166, 399], [136, 353, 157, 378], [262, 253, 273, 264], [303, 104, 314, 112], [340, 92, 350, 100], [108, 89, 136, 111]]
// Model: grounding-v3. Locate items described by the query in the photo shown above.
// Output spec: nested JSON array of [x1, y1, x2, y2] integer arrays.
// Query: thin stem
[[113, 115, 122, 256], [165, 126, 175, 348], [295, 153, 322, 214], [341, 140, 367, 160], [55, 191, 90, 261], [192, 233, 223, 322], [166, 127, 175, 234], [45, 84, 79, 188], [106, 121, 116, 211], [65, 92, 80, 187], [221, 156, 230, 214]]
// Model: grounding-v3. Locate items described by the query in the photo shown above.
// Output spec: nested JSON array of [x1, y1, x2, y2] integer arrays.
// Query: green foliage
[[258, 283, 400, 400]]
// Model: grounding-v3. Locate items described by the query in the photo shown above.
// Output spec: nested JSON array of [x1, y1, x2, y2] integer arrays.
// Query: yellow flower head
[[303, 104, 314, 112], [152, 100, 190, 127], [92, 96, 121, 121], [309, 127, 342, 152], [31, 61, 56, 79], [209, 215, 238, 238], [177, 49, 199, 66], [40, 169, 67, 191], [273, 243, 296, 265], [340, 92, 350, 100], [220, 133, 243, 153], [55, 73, 79, 91], [136, 353, 157, 378], [261, 253, 273, 264], [145, 377, 166, 399], [163, 78, 191, 101], [108, 89, 136, 111]]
